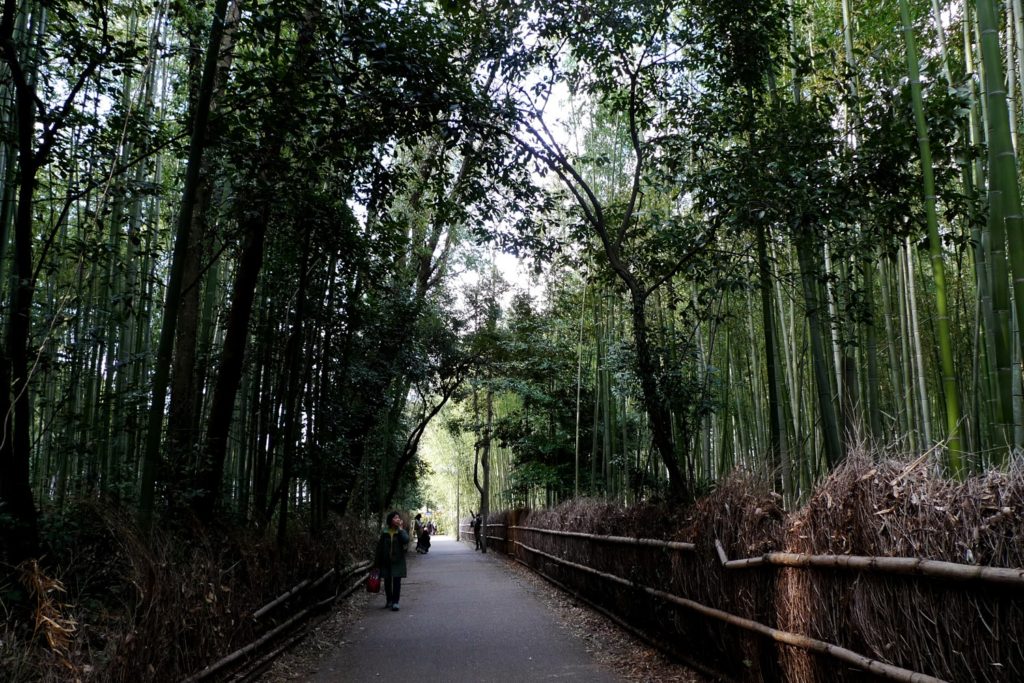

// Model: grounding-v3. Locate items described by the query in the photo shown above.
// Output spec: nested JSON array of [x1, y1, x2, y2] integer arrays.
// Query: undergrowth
[[1, 502, 376, 682]]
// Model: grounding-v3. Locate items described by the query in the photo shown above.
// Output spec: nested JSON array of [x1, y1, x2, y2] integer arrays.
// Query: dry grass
[[674, 473, 786, 681], [1, 502, 377, 682], [778, 454, 1024, 683]]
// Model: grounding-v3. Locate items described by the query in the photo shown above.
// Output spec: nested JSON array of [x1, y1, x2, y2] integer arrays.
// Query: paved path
[[311, 536, 622, 682]]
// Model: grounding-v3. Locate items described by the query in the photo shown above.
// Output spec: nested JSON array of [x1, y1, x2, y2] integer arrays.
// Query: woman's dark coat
[[374, 528, 409, 578]]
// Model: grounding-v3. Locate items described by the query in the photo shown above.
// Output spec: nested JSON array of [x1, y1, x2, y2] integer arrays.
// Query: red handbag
[[366, 569, 381, 594]]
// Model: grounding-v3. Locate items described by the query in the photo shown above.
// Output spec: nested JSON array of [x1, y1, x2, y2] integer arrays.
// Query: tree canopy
[[0, 0, 1021, 570]]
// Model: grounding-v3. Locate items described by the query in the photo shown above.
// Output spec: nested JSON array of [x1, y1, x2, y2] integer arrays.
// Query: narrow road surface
[[311, 536, 622, 682]]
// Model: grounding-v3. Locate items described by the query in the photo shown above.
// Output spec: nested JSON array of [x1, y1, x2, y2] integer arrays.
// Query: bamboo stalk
[[714, 539, 1024, 586], [308, 568, 338, 593], [1008, 0, 1020, 152], [252, 579, 311, 620], [228, 628, 309, 683], [904, 240, 934, 447], [138, 0, 236, 532], [978, 0, 1024, 454], [510, 525, 696, 552], [516, 541, 947, 683], [899, 0, 962, 466], [573, 274, 587, 497]]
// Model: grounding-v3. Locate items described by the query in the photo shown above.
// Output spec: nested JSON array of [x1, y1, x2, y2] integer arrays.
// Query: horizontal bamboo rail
[[252, 578, 313, 620], [510, 525, 696, 552], [516, 540, 947, 683], [230, 572, 371, 683], [185, 561, 372, 682], [457, 522, 508, 545], [185, 601, 316, 682], [714, 540, 1024, 587], [309, 567, 340, 592]]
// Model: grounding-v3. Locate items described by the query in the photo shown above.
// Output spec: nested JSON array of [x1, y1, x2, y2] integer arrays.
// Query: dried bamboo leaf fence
[[473, 523, 1024, 682]]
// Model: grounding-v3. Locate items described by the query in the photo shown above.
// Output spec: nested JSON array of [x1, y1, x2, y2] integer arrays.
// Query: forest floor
[[258, 542, 706, 682]]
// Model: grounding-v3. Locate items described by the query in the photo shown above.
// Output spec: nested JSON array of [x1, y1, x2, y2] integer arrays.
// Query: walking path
[[311, 536, 623, 682]]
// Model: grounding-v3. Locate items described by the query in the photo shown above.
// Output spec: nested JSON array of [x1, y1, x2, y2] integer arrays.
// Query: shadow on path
[[311, 536, 622, 682]]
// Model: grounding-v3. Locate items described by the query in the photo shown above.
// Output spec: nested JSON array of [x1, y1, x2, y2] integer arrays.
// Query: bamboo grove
[[3, 0, 1024, 566], [0, 0, 542, 564], [424, 0, 1024, 522]]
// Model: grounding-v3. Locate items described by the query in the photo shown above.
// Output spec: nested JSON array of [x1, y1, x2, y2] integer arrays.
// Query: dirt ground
[[258, 548, 708, 682]]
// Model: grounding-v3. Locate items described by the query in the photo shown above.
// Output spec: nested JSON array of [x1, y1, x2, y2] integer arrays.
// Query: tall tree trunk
[[573, 276, 587, 496], [628, 285, 687, 497], [194, 206, 268, 518], [167, 177, 211, 485], [979, 0, 1024, 459], [0, 0, 94, 561], [277, 235, 311, 547], [138, 0, 234, 531], [900, 0, 964, 470], [756, 221, 788, 496], [480, 383, 492, 553], [795, 229, 843, 468], [193, 3, 321, 518], [904, 241, 933, 448], [0, 0, 40, 562]]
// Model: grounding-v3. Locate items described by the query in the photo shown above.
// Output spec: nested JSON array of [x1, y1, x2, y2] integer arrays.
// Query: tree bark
[[0, 48, 39, 560], [192, 3, 321, 518], [0, 0, 90, 561], [628, 286, 687, 499], [194, 205, 268, 519], [139, 0, 234, 531]]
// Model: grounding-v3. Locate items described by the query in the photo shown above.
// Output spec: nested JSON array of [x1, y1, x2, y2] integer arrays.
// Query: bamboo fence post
[[184, 605, 314, 682]]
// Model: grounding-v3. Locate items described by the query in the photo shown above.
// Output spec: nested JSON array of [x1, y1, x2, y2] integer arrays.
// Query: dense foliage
[[424, 0, 1024, 519], [2, 0, 1024, 676]]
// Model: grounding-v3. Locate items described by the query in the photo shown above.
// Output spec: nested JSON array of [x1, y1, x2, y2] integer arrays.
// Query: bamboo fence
[[472, 464, 1024, 683]]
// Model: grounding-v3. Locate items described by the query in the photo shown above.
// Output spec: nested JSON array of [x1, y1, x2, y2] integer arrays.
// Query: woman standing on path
[[374, 511, 409, 611]]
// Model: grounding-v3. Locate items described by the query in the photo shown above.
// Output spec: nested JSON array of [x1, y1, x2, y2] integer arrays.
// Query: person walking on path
[[374, 511, 409, 611], [470, 511, 483, 551], [415, 513, 431, 554], [414, 513, 424, 553]]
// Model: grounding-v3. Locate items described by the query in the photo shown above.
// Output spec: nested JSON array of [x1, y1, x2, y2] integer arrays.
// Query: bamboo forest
[[2, 0, 1024, 681]]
